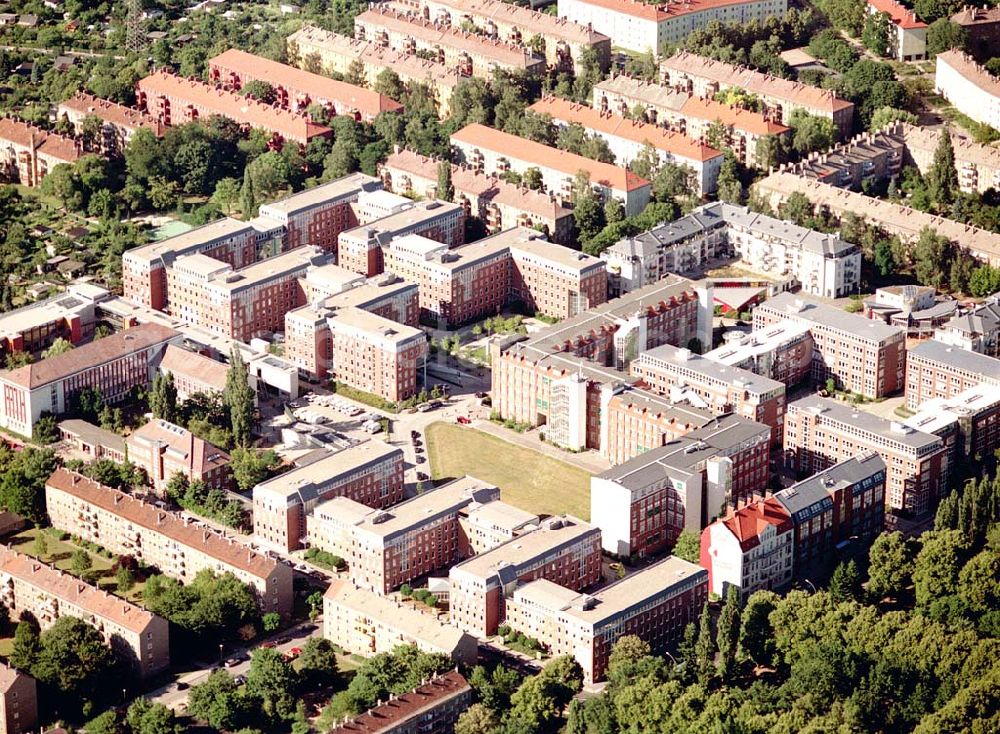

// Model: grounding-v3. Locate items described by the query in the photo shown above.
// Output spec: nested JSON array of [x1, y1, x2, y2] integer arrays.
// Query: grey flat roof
[[759, 291, 904, 342], [597, 413, 770, 490], [450, 515, 597, 582], [637, 343, 785, 396], [788, 395, 944, 450], [908, 339, 1000, 379]]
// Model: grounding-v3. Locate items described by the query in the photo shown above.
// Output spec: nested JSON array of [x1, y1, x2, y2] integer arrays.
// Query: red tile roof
[[0, 117, 80, 163], [867, 0, 926, 28], [529, 96, 723, 162], [330, 670, 471, 733], [0, 322, 180, 390], [0, 545, 159, 633], [208, 49, 403, 119], [678, 95, 790, 136], [136, 71, 332, 143], [46, 469, 282, 581], [721, 497, 792, 552], [58, 93, 165, 136], [451, 123, 650, 192]]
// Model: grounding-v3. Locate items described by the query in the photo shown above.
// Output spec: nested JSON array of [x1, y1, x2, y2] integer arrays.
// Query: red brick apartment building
[[125, 418, 230, 494], [0, 116, 80, 187], [285, 271, 423, 397], [0, 322, 181, 438], [329, 670, 472, 734], [505, 557, 707, 683], [46, 469, 294, 617], [208, 49, 404, 122], [630, 343, 787, 446], [753, 292, 907, 399], [306, 476, 501, 594], [904, 338, 1000, 410], [136, 71, 331, 145], [57, 92, 164, 155], [0, 546, 170, 678], [600, 386, 716, 465], [122, 173, 381, 309], [448, 515, 601, 637], [338, 199, 465, 276], [591, 413, 772, 558], [253, 441, 405, 551], [784, 395, 946, 518], [491, 276, 713, 459], [381, 149, 575, 244], [165, 245, 326, 341], [382, 228, 607, 328]]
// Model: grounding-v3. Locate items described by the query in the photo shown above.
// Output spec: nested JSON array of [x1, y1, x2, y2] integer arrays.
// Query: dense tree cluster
[[165, 473, 247, 530], [10, 616, 123, 719], [561, 507, 1000, 733], [142, 569, 260, 652], [318, 645, 453, 724], [0, 443, 56, 524]]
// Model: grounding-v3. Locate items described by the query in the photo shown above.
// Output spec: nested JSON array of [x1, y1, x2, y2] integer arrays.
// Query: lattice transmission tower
[[125, 0, 147, 55]]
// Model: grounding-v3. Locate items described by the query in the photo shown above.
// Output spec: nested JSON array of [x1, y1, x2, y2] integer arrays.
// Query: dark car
[[417, 472, 429, 481], [275, 636, 292, 645], [176, 681, 189, 691], [233, 674, 247, 686], [416, 455, 426, 464], [223, 654, 247, 668]]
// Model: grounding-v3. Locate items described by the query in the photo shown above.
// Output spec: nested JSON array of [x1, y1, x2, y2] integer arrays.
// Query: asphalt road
[[150, 621, 322, 712]]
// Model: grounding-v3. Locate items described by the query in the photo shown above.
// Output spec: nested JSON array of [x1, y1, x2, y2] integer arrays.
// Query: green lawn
[[7, 528, 148, 602], [425, 422, 592, 520]]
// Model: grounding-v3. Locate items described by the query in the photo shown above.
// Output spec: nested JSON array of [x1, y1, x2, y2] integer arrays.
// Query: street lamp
[[218, 643, 224, 666], [802, 578, 817, 593]]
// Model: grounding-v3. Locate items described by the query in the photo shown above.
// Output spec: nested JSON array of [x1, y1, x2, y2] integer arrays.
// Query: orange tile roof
[[528, 96, 723, 162], [0, 117, 80, 163], [208, 49, 403, 118], [0, 545, 159, 633], [678, 95, 790, 136], [0, 322, 180, 390], [136, 71, 332, 143], [58, 92, 165, 136], [331, 670, 470, 733], [356, 8, 544, 69], [46, 469, 282, 581], [721, 497, 791, 552], [159, 345, 229, 393], [452, 123, 650, 192], [383, 149, 573, 220], [867, 0, 926, 28], [662, 52, 855, 115]]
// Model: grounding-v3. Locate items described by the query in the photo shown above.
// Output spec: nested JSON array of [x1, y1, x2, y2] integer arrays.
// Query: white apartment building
[[602, 203, 861, 298], [699, 496, 794, 599], [528, 97, 724, 196], [557, 0, 787, 54], [866, 0, 926, 61], [450, 123, 651, 217], [935, 50, 1000, 131]]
